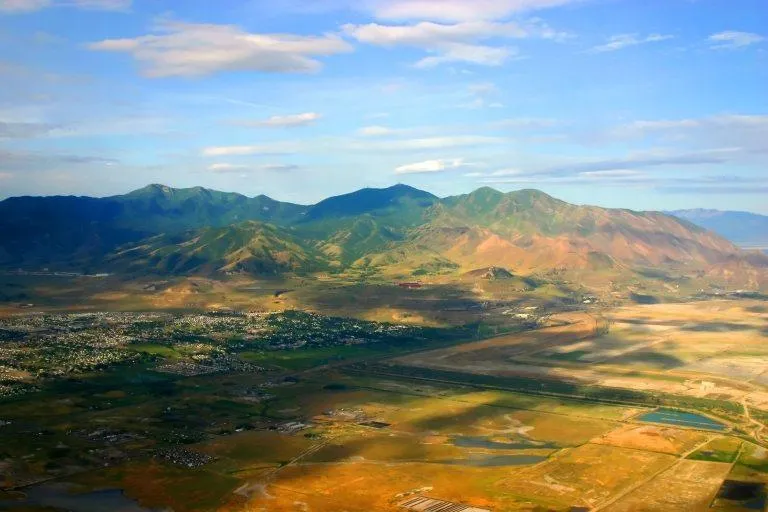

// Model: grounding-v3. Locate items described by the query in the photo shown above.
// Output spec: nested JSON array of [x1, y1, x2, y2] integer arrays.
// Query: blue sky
[[0, 0, 766, 212]]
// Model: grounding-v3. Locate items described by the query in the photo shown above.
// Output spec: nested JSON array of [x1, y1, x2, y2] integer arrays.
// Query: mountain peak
[[125, 183, 175, 197], [305, 184, 437, 221], [468, 186, 504, 198]]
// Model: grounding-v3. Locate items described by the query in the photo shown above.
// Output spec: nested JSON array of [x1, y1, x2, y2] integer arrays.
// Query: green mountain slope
[[108, 221, 326, 276], [295, 184, 439, 265]]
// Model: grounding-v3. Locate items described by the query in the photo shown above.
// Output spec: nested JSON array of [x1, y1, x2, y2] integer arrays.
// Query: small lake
[[451, 436, 557, 450], [637, 408, 727, 431], [0, 482, 160, 512], [447, 454, 548, 467]]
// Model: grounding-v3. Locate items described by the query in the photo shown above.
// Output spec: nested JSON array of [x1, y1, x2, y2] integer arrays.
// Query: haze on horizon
[[0, 0, 766, 213]]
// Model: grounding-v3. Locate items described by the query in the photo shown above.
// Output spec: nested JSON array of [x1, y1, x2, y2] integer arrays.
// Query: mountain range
[[669, 209, 768, 249], [1, 184, 766, 288]]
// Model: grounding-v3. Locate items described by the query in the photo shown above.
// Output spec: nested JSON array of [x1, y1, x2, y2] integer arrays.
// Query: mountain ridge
[[1, 184, 765, 288]]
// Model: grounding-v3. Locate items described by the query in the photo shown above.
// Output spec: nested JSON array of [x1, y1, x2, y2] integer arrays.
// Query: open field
[[0, 297, 767, 511], [2, 366, 765, 511], [395, 300, 768, 415]]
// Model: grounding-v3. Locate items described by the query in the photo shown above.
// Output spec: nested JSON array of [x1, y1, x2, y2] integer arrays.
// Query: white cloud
[[395, 158, 470, 174], [207, 163, 248, 172], [489, 168, 523, 176], [465, 147, 751, 186], [709, 31, 765, 49], [343, 19, 564, 67], [352, 135, 505, 151], [0, 0, 49, 11], [89, 21, 353, 77], [344, 20, 562, 46], [589, 33, 673, 53], [0, 0, 130, 12], [201, 143, 299, 157], [368, 0, 582, 22], [207, 162, 298, 173], [237, 112, 321, 128], [417, 43, 515, 67], [578, 169, 646, 179], [259, 164, 300, 172], [358, 125, 395, 136], [609, 114, 768, 152]]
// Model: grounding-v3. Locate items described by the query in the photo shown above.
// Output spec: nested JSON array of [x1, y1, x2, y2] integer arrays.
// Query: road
[[742, 399, 766, 444]]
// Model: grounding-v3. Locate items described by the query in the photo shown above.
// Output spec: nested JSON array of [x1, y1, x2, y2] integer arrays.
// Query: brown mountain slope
[[359, 189, 757, 276]]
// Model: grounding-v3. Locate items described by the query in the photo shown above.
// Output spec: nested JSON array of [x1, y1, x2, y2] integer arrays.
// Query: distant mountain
[[0, 185, 307, 268], [669, 209, 768, 248], [1, 184, 765, 289]]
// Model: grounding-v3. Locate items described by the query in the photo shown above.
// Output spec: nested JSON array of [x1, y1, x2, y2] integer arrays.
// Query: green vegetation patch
[[688, 436, 742, 463]]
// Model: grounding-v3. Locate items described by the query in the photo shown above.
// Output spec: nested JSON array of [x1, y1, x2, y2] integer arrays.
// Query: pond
[[446, 454, 548, 467], [637, 408, 727, 431], [451, 436, 557, 450], [0, 482, 159, 512]]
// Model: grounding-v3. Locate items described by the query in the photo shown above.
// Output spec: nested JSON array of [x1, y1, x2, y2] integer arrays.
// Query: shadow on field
[[616, 317, 756, 333], [409, 396, 516, 433], [681, 322, 754, 332], [567, 333, 685, 369], [629, 292, 660, 305]]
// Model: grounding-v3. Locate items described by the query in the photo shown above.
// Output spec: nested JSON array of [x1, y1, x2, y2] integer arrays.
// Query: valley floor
[[0, 298, 766, 511]]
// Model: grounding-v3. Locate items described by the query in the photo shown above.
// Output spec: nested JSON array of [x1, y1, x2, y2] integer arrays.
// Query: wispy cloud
[[589, 33, 673, 53], [466, 147, 746, 185], [350, 135, 506, 152], [0, 148, 118, 169], [708, 31, 765, 49], [462, 82, 505, 108], [368, 0, 583, 22], [234, 112, 321, 128], [0, 0, 131, 13], [201, 143, 299, 157], [0, 121, 58, 138], [343, 19, 565, 67], [395, 158, 471, 174], [88, 20, 353, 77], [207, 162, 299, 173], [607, 114, 768, 154], [358, 125, 395, 136]]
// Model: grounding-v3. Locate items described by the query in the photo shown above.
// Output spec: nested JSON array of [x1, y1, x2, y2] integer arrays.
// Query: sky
[[0, 0, 766, 212]]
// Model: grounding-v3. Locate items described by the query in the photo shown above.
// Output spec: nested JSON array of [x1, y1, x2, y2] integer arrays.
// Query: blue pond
[[448, 454, 547, 467], [637, 408, 727, 431]]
